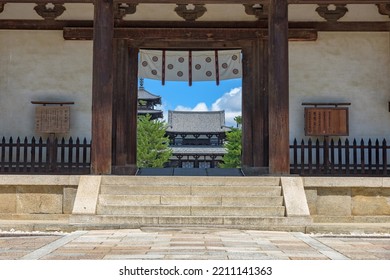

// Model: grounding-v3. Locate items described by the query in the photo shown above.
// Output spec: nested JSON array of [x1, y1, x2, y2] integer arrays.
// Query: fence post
[[315, 139, 320, 173], [308, 139, 313, 174], [9, 137, 13, 172], [1, 137, 5, 172], [353, 139, 357, 174], [300, 139, 305, 175], [292, 139, 297, 174], [23, 137, 28, 173], [68, 137, 74, 174], [16, 137, 21, 172], [368, 139, 373, 174], [76, 137, 81, 172], [345, 139, 350, 175], [383, 139, 387, 175], [360, 139, 365, 175], [337, 139, 342, 175], [375, 139, 380, 175], [330, 138, 335, 174], [323, 137, 328, 173], [31, 137, 36, 172]]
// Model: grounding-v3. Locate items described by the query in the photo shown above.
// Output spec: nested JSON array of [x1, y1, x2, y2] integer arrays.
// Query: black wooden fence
[[290, 138, 390, 176], [0, 137, 91, 174], [1, 136, 390, 176]]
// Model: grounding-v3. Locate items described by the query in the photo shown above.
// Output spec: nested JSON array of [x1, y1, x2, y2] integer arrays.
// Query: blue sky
[[142, 78, 242, 127]]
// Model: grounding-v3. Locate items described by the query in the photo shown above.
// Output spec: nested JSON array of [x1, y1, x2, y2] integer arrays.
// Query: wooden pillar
[[241, 39, 269, 175], [268, 0, 290, 174], [241, 46, 254, 169], [253, 38, 269, 168], [127, 47, 139, 171], [112, 40, 138, 175], [91, 0, 114, 174]]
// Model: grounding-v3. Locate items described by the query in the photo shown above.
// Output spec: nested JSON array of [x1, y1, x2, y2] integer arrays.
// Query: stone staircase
[[72, 176, 311, 231]]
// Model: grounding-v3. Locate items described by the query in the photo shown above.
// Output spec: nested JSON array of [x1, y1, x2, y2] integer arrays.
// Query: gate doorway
[[137, 54, 242, 171], [111, 39, 269, 176]]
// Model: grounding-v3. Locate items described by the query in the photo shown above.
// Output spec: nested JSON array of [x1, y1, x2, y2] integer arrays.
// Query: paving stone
[[1, 227, 389, 260]]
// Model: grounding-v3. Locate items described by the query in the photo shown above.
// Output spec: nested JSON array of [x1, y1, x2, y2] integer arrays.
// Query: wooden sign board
[[35, 106, 70, 134], [304, 107, 349, 136]]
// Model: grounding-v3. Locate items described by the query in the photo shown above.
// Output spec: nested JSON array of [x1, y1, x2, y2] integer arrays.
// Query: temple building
[[137, 80, 163, 120], [166, 110, 230, 168]]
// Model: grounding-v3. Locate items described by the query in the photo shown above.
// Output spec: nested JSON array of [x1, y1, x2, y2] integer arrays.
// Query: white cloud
[[174, 102, 209, 112], [211, 87, 241, 112], [211, 87, 242, 127]]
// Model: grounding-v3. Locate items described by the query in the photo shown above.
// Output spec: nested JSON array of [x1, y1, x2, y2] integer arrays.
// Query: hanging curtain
[[138, 49, 242, 86]]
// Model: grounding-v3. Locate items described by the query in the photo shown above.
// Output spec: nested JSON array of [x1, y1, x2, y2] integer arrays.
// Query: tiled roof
[[138, 87, 161, 103], [166, 111, 230, 133]]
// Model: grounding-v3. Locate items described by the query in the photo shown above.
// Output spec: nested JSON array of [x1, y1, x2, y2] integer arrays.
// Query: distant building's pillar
[[268, 0, 290, 174], [91, 0, 114, 174]]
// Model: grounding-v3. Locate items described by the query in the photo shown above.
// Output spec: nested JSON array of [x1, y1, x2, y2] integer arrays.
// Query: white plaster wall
[[290, 32, 390, 142], [0, 30, 389, 143], [0, 30, 92, 140]]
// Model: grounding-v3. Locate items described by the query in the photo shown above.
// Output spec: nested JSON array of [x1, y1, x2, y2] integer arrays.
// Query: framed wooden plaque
[[304, 107, 349, 136], [35, 106, 70, 134]]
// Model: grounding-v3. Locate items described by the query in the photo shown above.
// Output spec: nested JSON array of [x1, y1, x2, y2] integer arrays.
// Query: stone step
[[0, 214, 70, 221], [96, 205, 285, 217], [70, 215, 309, 227], [101, 175, 281, 187], [99, 194, 284, 206], [313, 215, 390, 223], [100, 185, 282, 196]]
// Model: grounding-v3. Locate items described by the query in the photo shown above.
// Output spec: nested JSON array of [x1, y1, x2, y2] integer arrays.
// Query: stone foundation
[[0, 176, 79, 215], [0, 175, 389, 224], [304, 177, 390, 219]]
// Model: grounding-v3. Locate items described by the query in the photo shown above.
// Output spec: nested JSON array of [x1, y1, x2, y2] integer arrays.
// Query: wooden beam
[[268, 0, 290, 175], [91, 0, 114, 175], [0, 20, 93, 30], [63, 27, 317, 41], [1, 18, 388, 32], [290, 21, 390, 32]]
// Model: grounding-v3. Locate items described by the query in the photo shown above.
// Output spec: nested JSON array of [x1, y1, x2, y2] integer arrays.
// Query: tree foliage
[[137, 114, 172, 168], [220, 116, 242, 168]]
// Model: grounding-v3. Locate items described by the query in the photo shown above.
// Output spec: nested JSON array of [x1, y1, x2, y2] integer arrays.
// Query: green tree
[[220, 116, 242, 168], [137, 114, 172, 168]]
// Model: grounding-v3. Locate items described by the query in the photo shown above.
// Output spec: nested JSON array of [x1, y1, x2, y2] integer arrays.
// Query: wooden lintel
[[1, 19, 388, 32], [0, 20, 93, 30], [62, 27, 317, 42]]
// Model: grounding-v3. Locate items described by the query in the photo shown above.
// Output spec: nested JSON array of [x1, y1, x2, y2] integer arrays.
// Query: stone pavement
[[1, 227, 390, 260]]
